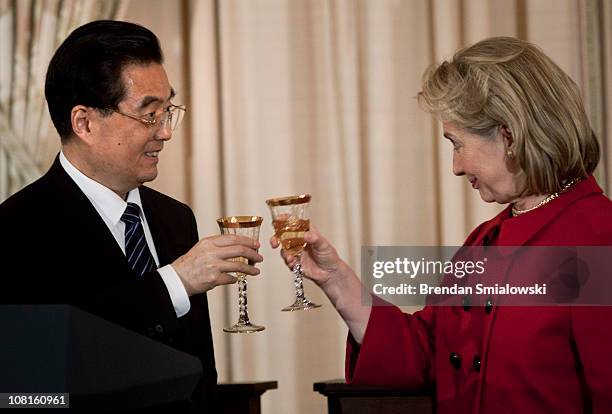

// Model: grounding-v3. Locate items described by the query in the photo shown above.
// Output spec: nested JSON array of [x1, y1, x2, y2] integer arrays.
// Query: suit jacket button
[[485, 297, 493, 314], [449, 352, 461, 369], [472, 355, 481, 372], [462, 295, 471, 311], [155, 324, 164, 334]]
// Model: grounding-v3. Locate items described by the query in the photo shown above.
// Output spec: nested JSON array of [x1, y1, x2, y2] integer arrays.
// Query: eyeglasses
[[113, 104, 187, 131]]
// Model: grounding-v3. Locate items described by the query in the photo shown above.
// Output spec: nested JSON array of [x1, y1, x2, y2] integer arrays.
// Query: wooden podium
[[0, 305, 278, 413], [0, 305, 202, 411], [314, 380, 433, 414], [214, 381, 278, 414]]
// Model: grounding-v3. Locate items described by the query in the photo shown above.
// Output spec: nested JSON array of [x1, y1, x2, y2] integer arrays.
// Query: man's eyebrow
[[137, 88, 176, 110]]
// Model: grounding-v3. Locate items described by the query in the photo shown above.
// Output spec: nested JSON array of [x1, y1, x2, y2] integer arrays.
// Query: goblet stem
[[281, 255, 321, 311], [237, 275, 250, 325], [224, 274, 265, 333], [291, 261, 307, 302]]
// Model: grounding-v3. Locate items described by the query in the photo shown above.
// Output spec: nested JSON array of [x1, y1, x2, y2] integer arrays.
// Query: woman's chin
[[478, 191, 512, 205], [477, 190, 499, 203]]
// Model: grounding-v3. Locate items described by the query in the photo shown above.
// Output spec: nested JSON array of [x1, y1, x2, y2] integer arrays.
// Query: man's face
[[87, 63, 174, 196]]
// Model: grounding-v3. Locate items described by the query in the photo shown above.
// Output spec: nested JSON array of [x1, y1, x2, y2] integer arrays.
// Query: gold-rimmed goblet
[[217, 216, 265, 333], [266, 194, 322, 311]]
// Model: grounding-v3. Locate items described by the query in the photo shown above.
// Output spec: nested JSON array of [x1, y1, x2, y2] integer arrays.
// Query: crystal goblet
[[266, 194, 321, 311], [217, 216, 265, 333]]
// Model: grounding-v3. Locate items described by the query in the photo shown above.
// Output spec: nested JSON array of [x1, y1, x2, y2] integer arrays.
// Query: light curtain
[[0, 0, 121, 201], [579, 0, 612, 191], [174, 1, 611, 413], [181, 1, 612, 413], [4, 0, 611, 413]]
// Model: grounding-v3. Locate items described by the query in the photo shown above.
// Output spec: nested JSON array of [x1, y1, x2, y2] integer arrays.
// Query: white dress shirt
[[59, 152, 190, 317]]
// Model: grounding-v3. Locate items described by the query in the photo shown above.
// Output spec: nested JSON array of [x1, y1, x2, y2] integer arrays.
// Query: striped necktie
[[121, 202, 155, 276]]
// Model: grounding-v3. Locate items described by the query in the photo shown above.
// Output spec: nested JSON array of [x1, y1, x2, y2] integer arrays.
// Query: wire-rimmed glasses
[[113, 104, 186, 131]]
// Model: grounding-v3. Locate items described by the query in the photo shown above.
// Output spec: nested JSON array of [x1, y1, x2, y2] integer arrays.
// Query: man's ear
[[70, 105, 95, 144]]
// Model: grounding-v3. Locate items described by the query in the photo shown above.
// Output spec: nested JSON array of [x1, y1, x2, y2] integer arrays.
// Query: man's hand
[[173, 234, 263, 296]]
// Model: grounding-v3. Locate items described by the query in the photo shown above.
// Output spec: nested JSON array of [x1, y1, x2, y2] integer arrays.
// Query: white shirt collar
[[59, 151, 143, 225]]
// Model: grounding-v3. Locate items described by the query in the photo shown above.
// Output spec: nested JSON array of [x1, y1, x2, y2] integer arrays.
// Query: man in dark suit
[[0, 20, 262, 411]]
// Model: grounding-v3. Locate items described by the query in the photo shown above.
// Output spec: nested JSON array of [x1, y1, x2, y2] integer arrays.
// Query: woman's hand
[[270, 225, 341, 288], [270, 224, 371, 343]]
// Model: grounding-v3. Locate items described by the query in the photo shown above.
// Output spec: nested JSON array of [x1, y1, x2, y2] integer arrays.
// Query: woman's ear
[[501, 124, 513, 147]]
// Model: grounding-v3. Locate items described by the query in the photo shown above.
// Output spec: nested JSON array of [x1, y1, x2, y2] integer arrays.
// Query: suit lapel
[[139, 187, 172, 266], [48, 155, 178, 269], [46, 156, 130, 272]]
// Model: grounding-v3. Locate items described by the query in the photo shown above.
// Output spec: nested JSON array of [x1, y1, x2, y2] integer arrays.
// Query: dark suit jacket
[[0, 156, 217, 408]]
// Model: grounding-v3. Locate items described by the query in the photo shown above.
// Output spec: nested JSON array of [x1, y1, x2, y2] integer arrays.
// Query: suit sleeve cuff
[[157, 265, 191, 317]]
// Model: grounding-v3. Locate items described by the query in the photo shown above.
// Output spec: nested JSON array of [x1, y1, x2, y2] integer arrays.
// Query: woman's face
[[443, 122, 522, 204]]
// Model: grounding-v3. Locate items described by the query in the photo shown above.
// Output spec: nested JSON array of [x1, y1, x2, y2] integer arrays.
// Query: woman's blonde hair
[[417, 36, 599, 194]]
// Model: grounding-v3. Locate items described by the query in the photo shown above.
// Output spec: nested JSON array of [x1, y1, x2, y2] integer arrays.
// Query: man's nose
[[156, 121, 172, 141]]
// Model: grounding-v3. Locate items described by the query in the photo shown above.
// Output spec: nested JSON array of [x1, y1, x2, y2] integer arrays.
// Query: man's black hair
[[45, 20, 163, 140]]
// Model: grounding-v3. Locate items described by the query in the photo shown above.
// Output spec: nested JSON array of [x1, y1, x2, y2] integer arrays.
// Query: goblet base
[[281, 298, 322, 312], [223, 322, 265, 333]]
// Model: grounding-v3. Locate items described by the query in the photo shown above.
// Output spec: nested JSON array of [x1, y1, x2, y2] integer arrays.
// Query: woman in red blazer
[[272, 37, 612, 413]]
